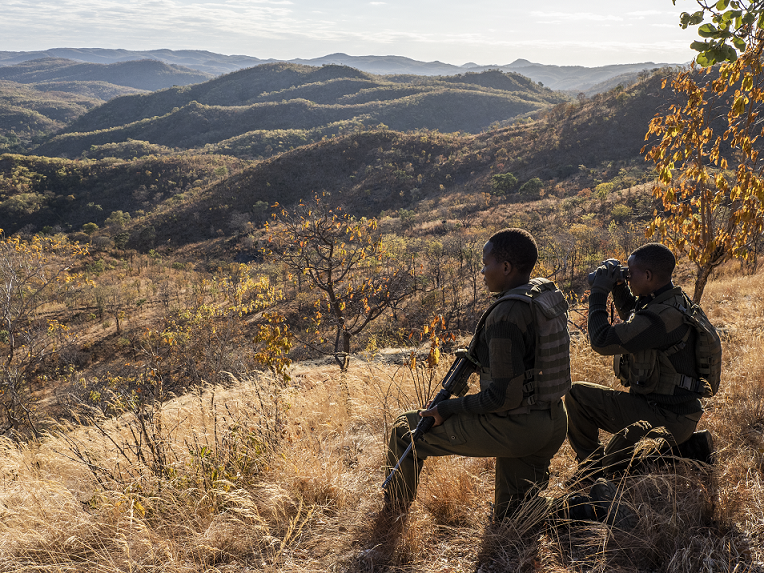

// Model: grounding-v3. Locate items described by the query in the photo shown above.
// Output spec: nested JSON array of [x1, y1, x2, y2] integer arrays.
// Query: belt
[[501, 400, 553, 416]]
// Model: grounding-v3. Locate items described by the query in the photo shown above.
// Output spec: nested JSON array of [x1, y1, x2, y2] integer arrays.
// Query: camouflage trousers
[[565, 381, 700, 462], [384, 399, 567, 519]]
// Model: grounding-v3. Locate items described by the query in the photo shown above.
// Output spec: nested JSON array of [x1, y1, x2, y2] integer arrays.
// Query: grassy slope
[[0, 268, 760, 572]]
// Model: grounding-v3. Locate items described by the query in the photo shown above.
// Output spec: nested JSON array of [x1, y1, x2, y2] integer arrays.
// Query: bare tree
[[266, 193, 412, 370]]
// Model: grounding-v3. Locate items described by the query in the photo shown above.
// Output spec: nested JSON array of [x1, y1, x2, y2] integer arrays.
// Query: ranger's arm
[[588, 291, 667, 355]]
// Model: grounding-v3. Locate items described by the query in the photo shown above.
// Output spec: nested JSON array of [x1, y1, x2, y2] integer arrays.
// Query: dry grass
[[1, 270, 764, 572]]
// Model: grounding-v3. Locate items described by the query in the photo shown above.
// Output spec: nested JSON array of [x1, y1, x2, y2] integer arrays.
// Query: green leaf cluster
[[676, 0, 764, 65]]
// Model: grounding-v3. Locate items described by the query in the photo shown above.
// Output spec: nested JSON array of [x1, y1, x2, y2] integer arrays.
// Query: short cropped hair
[[631, 243, 675, 281], [487, 228, 538, 274]]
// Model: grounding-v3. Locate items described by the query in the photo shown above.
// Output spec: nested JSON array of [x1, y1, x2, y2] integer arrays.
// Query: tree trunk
[[341, 331, 351, 372], [692, 264, 713, 304]]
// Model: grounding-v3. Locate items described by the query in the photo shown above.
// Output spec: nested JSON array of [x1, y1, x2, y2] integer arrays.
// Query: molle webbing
[[505, 279, 572, 404], [615, 287, 722, 398], [472, 279, 571, 408]]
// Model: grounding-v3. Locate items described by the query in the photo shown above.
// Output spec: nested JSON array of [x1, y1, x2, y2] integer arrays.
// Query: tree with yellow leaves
[[267, 193, 412, 370], [644, 5, 764, 302], [0, 231, 88, 435]]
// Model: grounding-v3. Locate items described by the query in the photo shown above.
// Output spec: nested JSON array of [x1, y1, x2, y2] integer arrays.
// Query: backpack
[[615, 288, 722, 398], [679, 293, 722, 397]]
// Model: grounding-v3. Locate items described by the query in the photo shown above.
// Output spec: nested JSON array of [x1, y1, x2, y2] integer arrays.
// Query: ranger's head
[[482, 228, 537, 293], [627, 243, 675, 296]]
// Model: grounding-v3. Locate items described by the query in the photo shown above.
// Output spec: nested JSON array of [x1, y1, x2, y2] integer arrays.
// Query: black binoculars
[[587, 264, 629, 286]]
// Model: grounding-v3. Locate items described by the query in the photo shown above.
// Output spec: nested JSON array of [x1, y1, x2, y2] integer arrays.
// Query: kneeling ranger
[[566, 243, 720, 472], [384, 228, 571, 521]]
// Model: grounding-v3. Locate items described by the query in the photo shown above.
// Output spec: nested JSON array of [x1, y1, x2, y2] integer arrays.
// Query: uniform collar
[[635, 281, 675, 310]]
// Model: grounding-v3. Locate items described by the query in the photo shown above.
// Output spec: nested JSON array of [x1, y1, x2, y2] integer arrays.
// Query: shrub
[[490, 173, 518, 196], [519, 177, 543, 196], [611, 204, 633, 222], [595, 181, 615, 198], [82, 222, 99, 235]]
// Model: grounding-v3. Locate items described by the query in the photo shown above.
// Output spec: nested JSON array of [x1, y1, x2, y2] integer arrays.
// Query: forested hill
[[32, 63, 567, 158], [0, 70, 676, 242], [0, 58, 213, 91], [0, 58, 213, 151]]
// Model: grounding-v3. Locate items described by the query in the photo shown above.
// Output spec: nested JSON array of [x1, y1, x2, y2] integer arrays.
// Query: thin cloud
[[0, 0, 695, 66], [627, 10, 671, 17], [2, 0, 299, 44], [531, 11, 622, 22]]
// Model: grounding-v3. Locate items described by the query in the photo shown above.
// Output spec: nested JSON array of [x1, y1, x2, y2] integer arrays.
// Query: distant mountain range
[[0, 48, 680, 93]]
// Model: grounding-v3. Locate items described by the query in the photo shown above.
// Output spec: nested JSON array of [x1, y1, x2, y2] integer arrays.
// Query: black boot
[[677, 429, 715, 464], [589, 478, 638, 531]]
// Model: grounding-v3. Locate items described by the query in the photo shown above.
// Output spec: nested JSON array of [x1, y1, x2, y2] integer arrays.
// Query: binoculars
[[587, 263, 629, 286]]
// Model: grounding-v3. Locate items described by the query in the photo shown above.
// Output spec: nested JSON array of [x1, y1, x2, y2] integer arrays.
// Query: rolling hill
[[0, 69, 675, 240], [32, 64, 567, 158], [0, 57, 213, 91], [0, 58, 215, 151], [0, 80, 110, 150]]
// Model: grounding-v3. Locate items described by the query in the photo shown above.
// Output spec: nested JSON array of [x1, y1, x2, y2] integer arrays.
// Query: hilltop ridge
[[0, 48, 678, 92], [0, 57, 212, 91]]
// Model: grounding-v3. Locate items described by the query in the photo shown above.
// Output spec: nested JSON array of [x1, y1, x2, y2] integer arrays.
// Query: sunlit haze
[[2, 0, 699, 67]]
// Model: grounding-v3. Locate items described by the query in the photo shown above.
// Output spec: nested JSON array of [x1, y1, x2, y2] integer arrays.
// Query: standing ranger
[[384, 228, 571, 521]]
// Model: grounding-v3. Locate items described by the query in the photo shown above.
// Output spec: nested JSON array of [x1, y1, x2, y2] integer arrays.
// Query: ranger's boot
[[676, 429, 715, 465]]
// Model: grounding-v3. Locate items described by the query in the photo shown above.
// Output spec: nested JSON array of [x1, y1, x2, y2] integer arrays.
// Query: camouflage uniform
[[566, 283, 703, 462], [385, 284, 569, 519]]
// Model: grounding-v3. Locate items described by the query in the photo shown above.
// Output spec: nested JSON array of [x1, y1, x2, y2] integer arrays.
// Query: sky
[[1, 0, 702, 67]]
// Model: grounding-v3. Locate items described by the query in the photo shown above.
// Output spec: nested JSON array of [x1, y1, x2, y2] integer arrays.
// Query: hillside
[[0, 58, 216, 151], [0, 48, 679, 92], [129, 70, 676, 246], [0, 153, 247, 235], [0, 80, 109, 151], [0, 251, 761, 572], [0, 57, 213, 91], [32, 64, 566, 159], [0, 70, 674, 244]]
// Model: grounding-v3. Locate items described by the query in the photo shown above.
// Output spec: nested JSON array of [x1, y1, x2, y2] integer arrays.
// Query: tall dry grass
[[0, 270, 763, 571]]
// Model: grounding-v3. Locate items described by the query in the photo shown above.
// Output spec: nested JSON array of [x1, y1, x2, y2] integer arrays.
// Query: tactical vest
[[613, 287, 722, 398], [470, 278, 572, 409]]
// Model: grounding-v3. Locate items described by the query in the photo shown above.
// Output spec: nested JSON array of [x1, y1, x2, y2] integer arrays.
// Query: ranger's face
[[481, 242, 510, 293], [627, 255, 651, 296]]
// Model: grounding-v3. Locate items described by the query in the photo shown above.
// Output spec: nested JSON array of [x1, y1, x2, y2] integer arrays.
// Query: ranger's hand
[[591, 259, 621, 295], [419, 405, 445, 427]]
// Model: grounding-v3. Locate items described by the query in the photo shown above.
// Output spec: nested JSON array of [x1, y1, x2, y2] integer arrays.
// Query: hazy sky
[[1, 0, 701, 67]]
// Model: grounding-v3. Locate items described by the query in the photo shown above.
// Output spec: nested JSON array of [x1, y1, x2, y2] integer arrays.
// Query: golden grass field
[[1, 268, 763, 572]]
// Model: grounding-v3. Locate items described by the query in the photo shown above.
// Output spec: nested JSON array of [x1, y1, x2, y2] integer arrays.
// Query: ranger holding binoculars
[[567, 243, 720, 475]]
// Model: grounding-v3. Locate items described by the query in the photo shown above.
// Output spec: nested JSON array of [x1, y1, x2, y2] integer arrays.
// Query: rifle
[[381, 350, 477, 490]]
